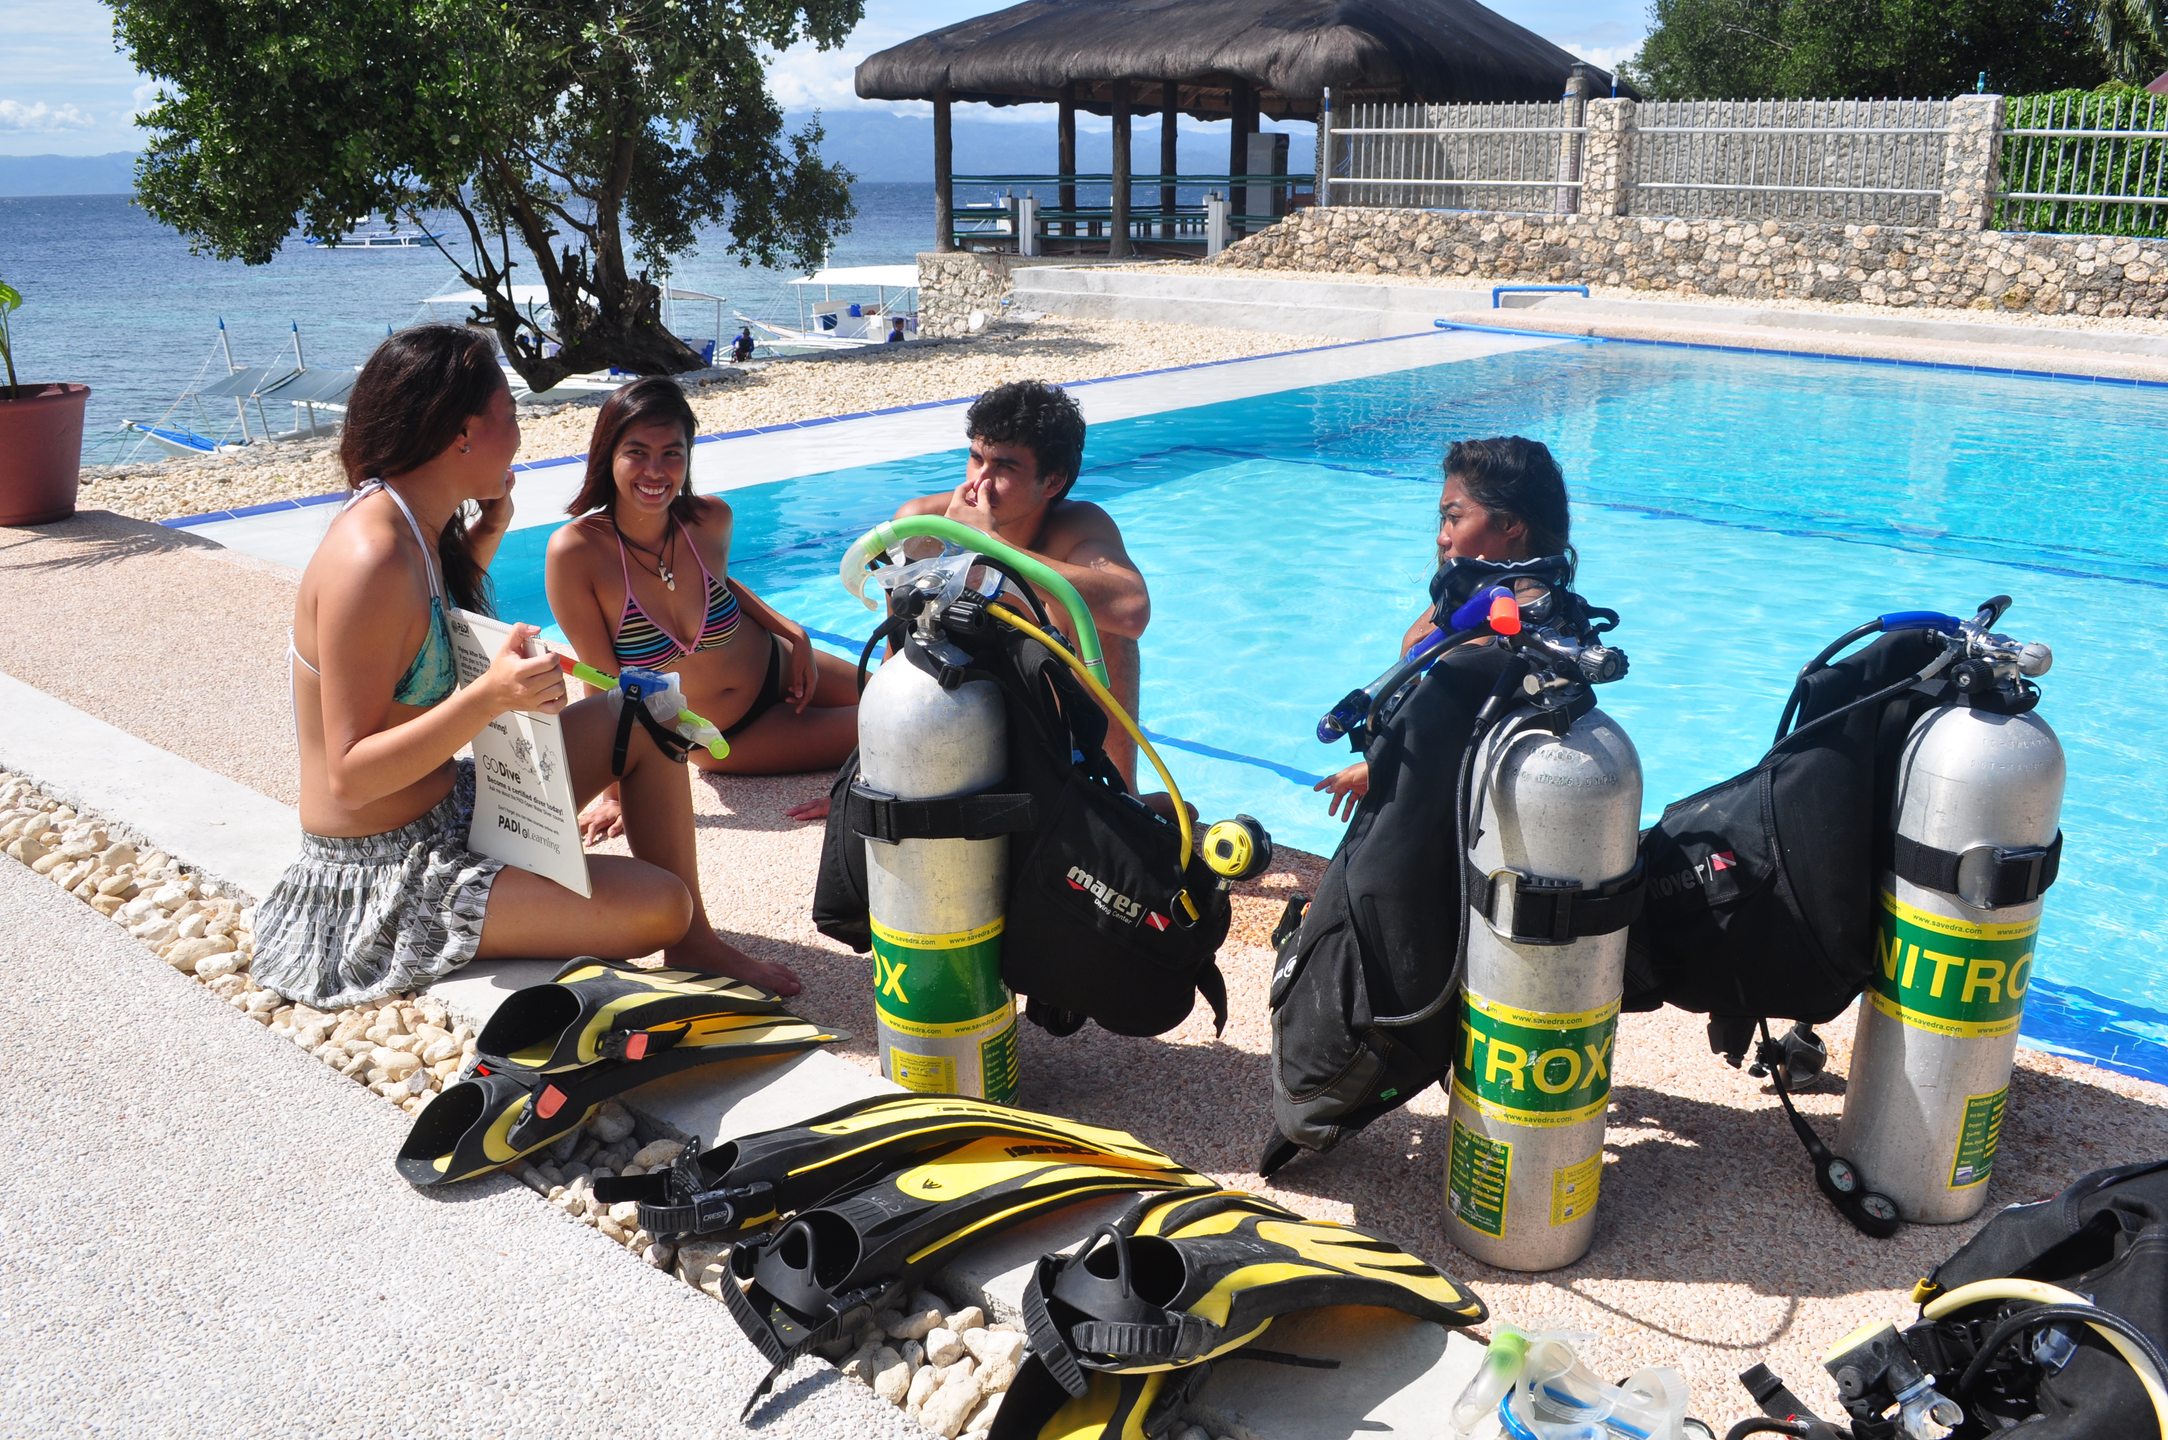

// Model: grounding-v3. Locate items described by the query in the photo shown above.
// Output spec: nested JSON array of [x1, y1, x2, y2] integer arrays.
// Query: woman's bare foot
[[666, 926, 802, 997]]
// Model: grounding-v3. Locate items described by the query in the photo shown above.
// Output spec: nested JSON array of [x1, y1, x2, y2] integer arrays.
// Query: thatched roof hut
[[856, 0, 1620, 118]]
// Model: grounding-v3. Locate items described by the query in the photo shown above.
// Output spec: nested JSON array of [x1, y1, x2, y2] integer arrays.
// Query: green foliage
[[112, 0, 865, 386], [1624, 0, 2115, 99], [2092, 0, 2168, 82], [1997, 85, 2168, 236], [0, 279, 20, 396]]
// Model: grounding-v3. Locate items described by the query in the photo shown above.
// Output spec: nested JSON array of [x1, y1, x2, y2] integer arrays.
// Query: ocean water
[[486, 340, 2168, 1081], [0, 181, 938, 463]]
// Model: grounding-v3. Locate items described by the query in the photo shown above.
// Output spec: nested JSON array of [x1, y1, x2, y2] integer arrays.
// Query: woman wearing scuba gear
[[547, 379, 859, 845], [1314, 436, 1573, 818], [253, 325, 793, 1010]]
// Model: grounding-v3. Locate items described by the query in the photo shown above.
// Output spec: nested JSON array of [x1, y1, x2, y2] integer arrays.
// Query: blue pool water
[[491, 336, 2168, 1082]]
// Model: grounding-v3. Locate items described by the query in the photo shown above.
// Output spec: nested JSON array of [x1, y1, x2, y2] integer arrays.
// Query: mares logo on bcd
[[1869, 891, 2037, 1039], [1452, 991, 1618, 1128]]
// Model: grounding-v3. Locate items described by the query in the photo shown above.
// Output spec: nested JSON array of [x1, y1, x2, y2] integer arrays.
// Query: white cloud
[[0, 99, 96, 132], [1562, 42, 1639, 76], [130, 81, 160, 122]]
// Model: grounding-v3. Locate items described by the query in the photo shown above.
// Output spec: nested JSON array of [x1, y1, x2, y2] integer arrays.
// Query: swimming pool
[[491, 337, 2168, 1083]]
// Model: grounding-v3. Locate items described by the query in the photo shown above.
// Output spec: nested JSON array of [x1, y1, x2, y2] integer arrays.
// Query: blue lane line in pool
[[1139, 728, 1327, 787], [801, 626, 1328, 788], [1433, 318, 2168, 391]]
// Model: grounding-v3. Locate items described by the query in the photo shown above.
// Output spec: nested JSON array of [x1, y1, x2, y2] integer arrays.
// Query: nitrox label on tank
[[870, 917, 1018, 1103], [1452, 992, 1618, 1128], [1869, 892, 2037, 1040]]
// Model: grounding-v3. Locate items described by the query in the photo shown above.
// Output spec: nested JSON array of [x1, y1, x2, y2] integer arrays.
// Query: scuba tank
[[815, 516, 1265, 1087], [856, 561, 1021, 1101], [1837, 597, 2062, 1223], [1444, 604, 1643, 1271], [1262, 558, 1642, 1224], [1625, 596, 2063, 1238]]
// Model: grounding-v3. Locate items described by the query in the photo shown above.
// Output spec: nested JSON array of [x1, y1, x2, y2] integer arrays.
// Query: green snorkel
[[555, 654, 728, 760], [838, 515, 1106, 682]]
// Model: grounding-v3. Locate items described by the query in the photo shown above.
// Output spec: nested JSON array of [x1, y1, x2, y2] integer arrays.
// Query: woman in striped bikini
[[547, 378, 859, 846]]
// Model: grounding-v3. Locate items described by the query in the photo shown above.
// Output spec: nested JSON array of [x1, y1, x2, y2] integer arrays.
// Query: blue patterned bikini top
[[289, 481, 460, 709]]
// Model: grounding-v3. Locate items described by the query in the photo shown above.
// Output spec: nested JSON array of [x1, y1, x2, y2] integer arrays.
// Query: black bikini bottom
[[722, 634, 786, 739]]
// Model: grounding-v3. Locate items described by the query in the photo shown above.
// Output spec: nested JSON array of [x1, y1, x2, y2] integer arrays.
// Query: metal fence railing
[[1629, 99, 1950, 224], [1329, 100, 1582, 213], [1997, 90, 2168, 238]]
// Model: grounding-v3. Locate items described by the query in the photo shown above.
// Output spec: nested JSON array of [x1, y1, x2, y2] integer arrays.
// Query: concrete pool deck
[[6, 319, 2168, 1436]]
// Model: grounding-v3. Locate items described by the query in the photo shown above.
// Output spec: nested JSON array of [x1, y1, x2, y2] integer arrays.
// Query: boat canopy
[[423, 284, 727, 305], [196, 363, 357, 406], [788, 265, 920, 289]]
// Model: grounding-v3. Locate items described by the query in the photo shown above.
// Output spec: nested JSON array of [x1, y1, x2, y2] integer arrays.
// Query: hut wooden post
[[1228, 79, 1254, 181], [1160, 81, 1179, 238], [1109, 80, 1133, 259], [934, 89, 955, 252], [1058, 83, 1078, 239]]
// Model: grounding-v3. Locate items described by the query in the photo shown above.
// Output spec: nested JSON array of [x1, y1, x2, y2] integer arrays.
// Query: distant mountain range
[[1, 109, 1315, 197], [0, 152, 140, 197]]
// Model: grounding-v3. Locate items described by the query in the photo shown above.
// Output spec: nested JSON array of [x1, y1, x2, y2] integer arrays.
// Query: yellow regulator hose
[[1921, 1278, 2168, 1439], [987, 603, 1197, 893]]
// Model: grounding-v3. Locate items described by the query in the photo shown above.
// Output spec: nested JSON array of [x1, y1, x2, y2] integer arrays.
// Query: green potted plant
[[0, 278, 91, 526]]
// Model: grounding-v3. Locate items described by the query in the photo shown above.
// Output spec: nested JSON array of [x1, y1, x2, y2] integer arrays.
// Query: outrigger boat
[[420, 282, 730, 400], [736, 265, 919, 353], [120, 319, 357, 461]]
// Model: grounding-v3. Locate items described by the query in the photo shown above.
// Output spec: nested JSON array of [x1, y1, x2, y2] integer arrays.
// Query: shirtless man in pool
[[902, 380, 1150, 776]]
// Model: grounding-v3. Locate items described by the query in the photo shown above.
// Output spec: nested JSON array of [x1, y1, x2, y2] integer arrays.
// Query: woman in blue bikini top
[[546, 378, 861, 845]]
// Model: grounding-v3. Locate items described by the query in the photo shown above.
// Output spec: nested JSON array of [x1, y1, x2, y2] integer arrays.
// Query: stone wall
[[1214, 207, 2167, 318], [915, 253, 1088, 337]]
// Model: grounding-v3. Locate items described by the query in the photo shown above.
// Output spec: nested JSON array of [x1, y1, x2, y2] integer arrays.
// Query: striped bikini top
[[612, 518, 740, 670]]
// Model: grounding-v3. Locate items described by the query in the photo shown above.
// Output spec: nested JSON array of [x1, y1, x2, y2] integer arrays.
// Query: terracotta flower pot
[[0, 382, 91, 526]]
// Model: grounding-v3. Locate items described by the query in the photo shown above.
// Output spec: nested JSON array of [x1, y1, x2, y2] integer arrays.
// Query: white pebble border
[[0, 764, 1254, 1440]]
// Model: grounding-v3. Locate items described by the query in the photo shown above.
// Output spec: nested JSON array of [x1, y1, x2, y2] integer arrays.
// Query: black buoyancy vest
[[1622, 629, 1945, 1023], [1263, 644, 1510, 1171], [811, 621, 1231, 1040], [1905, 1160, 2168, 1439]]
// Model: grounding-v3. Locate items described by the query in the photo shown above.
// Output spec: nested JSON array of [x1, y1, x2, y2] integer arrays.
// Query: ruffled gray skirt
[[252, 761, 504, 1010]]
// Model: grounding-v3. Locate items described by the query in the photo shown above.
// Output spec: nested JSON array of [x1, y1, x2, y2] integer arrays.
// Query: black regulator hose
[[1360, 625, 1491, 742], [1723, 1420, 1817, 1440], [1956, 1303, 2168, 1402]]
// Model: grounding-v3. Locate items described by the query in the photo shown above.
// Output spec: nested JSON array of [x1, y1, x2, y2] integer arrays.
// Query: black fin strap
[[724, 1281, 799, 1421], [1021, 1281, 1094, 1398], [1069, 1315, 1217, 1365], [847, 782, 1037, 843], [588, 1172, 667, 1207], [1888, 830, 2061, 909], [638, 1180, 769, 1239], [1463, 856, 1646, 946]]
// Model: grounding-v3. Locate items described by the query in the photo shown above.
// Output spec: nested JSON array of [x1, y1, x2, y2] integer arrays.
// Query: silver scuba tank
[[858, 605, 1021, 1102], [1837, 607, 2061, 1222], [1445, 633, 1643, 1271]]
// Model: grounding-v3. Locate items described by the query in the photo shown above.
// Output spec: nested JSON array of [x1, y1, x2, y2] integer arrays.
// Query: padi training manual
[[449, 608, 590, 898]]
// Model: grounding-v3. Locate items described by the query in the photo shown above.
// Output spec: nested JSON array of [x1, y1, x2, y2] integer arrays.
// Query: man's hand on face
[[946, 476, 1003, 537]]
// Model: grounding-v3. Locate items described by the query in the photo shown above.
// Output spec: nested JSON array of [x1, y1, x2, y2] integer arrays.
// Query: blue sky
[[3, 0, 1650, 157]]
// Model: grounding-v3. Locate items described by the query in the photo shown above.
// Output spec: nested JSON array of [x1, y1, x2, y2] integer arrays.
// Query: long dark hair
[[1445, 436, 1573, 561], [566, 378, 700, 523], [340, 324, 503, 613]]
